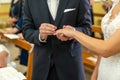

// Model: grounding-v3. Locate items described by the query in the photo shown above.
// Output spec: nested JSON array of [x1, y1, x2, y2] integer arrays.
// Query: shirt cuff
[[39, 34, 47, 43]]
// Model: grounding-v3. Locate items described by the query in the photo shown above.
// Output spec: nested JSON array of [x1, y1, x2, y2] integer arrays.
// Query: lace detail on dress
[[101, 1, 120, 39], [112, 0, 120, 3]]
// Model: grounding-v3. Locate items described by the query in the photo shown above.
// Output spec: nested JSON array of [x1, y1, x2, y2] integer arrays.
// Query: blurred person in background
[[5, 0, 28, 67], [7, 0, 22, 27], [101, 0, 113, 12]]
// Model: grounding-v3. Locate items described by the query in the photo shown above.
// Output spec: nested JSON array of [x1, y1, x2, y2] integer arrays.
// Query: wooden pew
[[0, 31, 33, 80], [94, 13, 105, 17], [82, 51, 97, 69], [92, 25, 103, 34]]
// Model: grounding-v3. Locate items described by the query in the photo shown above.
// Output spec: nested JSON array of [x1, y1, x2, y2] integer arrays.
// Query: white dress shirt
[[47, 0, 59, 20]]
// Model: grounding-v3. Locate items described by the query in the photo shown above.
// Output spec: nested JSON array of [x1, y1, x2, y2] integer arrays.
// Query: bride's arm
[[91, 56, 101, 80], [56, 28, 120, 57], [73, 29, 120, 57]]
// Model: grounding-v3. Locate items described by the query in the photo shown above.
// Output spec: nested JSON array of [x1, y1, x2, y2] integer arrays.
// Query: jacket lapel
[[55, 0, 69, 26], [38, 0, 50, 23]]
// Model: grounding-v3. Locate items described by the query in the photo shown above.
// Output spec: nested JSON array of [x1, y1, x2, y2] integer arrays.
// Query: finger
[[55, 29, 63, 35], [42, 23, 57, 30], [63, 25, 74, 30], [40, 27, 56, 35], [40, 30, 55, 35], [63, 25, 68, 29], [68, 37, 73, 40], [41, 26, 56, 32], [56, 33, 63, 40], [40, 24, 56, 35], [60, 36, 69, 41], [56, 33, 69, 41]]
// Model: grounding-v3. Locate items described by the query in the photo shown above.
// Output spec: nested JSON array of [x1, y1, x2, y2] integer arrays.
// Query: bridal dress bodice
[[98, 1, 120, 80]]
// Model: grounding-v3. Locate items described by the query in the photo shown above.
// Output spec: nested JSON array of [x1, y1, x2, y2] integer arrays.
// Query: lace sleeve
[[116, 21, 120, 29], [115, 15, 120, 29]]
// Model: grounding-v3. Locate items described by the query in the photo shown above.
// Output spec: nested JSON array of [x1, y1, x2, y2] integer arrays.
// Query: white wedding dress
[[97, 0, 120, 80]]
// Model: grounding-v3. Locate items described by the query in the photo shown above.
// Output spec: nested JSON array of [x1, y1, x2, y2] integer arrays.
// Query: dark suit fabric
[[22, 0, 92, 80]]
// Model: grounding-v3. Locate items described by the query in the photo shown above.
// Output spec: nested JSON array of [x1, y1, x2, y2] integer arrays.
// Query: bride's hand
[[55, 26, 75, 39]]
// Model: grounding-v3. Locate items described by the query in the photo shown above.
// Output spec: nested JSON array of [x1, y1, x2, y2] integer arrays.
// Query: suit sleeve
[[75, 0, 92, 36], [15, 17, 23, 32], [22, 0, 42, 45]]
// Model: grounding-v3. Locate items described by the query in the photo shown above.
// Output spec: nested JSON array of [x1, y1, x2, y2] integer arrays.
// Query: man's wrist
[[39, 34, 47, 42]]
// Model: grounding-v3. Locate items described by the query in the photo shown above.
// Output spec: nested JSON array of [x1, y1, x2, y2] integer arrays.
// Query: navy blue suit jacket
[[22, 0, 92, 80]]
